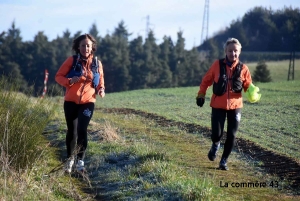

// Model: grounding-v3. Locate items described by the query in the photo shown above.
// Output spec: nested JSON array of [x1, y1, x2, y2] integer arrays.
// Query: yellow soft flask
[[246, 83, 261, 103]]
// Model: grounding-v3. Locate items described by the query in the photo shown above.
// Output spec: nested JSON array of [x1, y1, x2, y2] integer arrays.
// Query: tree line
[[0, 21, 210, 95], [0, 6, 298, 96], [200, 6, 300, 60]]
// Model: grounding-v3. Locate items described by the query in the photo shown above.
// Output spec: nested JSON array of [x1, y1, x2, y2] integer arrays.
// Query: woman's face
[[225, 43, 241, 62], [78, 38, 93, 58]]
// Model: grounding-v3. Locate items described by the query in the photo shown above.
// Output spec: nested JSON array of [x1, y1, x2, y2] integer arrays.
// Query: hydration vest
[[212, 59, 243, 96], [66, 54, 100, 89]]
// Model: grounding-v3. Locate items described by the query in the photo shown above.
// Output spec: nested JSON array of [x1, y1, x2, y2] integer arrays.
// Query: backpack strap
[[69, 54, 100, 91], [91, 56, 100, 91], [72, 54, 80, 69], [220, 58, 243, 78], [91, 56, 98, 73], [66, 54, 82, 78], [212, 59, 228, 96], [219, 58, 226, 77], [238, 61, 243, 70], [232, 61, 243, 78]]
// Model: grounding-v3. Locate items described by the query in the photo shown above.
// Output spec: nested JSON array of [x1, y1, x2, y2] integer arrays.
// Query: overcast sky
[[0, 0, 299, 50]]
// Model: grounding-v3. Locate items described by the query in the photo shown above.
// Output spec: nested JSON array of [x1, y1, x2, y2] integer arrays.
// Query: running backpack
[[66, 54, 100, 89], [212, 59, 243, 96]]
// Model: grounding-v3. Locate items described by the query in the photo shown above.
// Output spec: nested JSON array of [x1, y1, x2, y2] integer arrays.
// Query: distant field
[[97, 80, 300, 161], [246, 59, 300, 82]]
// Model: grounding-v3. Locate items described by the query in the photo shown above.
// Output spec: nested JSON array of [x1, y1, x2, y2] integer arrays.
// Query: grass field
[[96, 80, 300, 161], [247, 59, 300, 82], [1, 59, 300, 200], [86, 110, 297, 200], [87, 79, 300, 199]]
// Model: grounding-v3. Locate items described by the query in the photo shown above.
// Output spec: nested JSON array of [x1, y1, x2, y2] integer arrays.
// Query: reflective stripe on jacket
[[55, 55, 105, 104], [198, 58, 252, 110]]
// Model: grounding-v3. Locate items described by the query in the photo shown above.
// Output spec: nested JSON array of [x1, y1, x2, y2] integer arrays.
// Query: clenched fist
[[196, 94, 205, 107], [98, 88, 105, 98]]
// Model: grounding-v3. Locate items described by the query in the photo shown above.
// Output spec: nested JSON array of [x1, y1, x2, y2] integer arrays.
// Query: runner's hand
[[69, 76, 80, 84], [98, 88, 105, 98], [196, 94, 205, 107]]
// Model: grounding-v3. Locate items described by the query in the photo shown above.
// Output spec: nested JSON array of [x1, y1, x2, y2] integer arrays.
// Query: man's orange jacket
[[55, 55, 105, 104], [198, 58, 252, 110]]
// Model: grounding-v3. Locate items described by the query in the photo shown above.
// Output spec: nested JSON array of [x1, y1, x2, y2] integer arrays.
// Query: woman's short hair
[[223, 38, 242, 51], [72, 34, 97, 54]]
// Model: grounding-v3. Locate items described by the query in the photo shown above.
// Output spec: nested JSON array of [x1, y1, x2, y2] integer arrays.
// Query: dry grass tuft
[[89, 120, 120, 142]]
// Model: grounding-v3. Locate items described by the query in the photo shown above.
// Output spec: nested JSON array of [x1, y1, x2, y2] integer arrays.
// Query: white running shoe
[[76, 160, 85, 171], [65, 158, 74, 173]]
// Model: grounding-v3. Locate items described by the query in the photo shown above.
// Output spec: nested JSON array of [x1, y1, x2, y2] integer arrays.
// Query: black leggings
[[64, 101, 94, 160], [211, 108, 241, 159]]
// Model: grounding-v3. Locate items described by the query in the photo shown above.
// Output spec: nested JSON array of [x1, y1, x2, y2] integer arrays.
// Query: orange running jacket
[[198, 58, 252, 110], [55, 55, 105, 104]]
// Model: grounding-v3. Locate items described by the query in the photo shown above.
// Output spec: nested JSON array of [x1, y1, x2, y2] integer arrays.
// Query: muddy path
[[98, 107, 300, 193]]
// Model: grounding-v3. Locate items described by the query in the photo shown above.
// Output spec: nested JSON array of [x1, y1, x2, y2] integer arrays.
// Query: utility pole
[[288, 51, 295, 81], [200, 0, 209, 45], [287, 33, 297, 81], [141, 15, 154, 40], [145, 15, 150, 39]]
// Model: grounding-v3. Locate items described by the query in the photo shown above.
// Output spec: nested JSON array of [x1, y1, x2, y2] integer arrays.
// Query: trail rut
[[98, 107, 300, 193]]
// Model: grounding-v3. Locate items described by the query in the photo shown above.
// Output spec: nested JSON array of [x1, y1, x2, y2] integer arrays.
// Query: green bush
[[253, 60, 272, 82], [0, 75, 55, 170]]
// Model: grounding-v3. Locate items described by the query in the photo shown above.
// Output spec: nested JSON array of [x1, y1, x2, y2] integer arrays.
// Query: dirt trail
[[98, 107, 300, 193]]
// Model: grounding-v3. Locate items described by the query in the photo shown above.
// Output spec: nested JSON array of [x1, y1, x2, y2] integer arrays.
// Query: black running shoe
[[207, 143, 220, 161], [218, 158, 229, 171]]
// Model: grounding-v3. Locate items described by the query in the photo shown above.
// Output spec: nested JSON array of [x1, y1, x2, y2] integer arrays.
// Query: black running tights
[[64, 101, 94, 160], [211, 108, 241, 160]]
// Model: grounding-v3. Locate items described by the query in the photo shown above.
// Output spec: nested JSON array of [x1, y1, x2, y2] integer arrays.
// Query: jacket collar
[[225, 56, 239, 68]]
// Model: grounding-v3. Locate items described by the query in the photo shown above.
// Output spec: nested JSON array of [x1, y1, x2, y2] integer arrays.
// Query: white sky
[[0, 0, 299, 50]]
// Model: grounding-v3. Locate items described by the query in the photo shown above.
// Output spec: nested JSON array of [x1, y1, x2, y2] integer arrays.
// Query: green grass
[[82, 110, 295, 200], [88, 79, 300, 200], [1, 59, 300, 200], [247, 59, 300, 82], [0, 76, 93, 201], [96, 80, 300, 161], [0, 76, 55, 170]]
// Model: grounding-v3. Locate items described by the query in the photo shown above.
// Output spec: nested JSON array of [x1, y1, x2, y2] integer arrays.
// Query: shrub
[[253, 60, 272, 82], [0, 75, 54, 171]]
